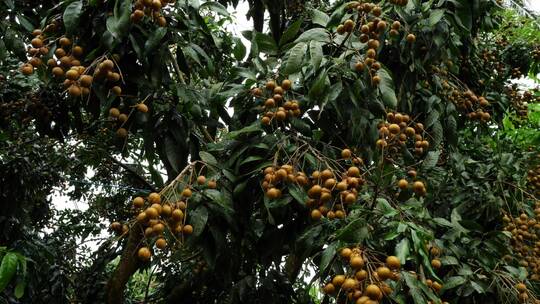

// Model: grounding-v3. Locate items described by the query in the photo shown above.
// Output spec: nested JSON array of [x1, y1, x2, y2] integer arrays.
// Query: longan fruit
[[59, 37, 71, 47], [66, 69, 79, 80], [111, 86, 122, 96], [137, 103, 148, 113], [322, 283, 335, 294], [208, 180, 217, 189], [365, 284, 382, 300], [155, 238, 167, 249], [21, 64, 34, 75], [133, 196, 145, 208], [31, 38, 43, 48], [398, 179, 409, 189], [172, 209, 184, 221], [311, 209, 322, 220], [431, 259, 442, 269], [109, 107, 120, 117], [386, 256, 401, 269], [182, 188, 192, 197], [332, 274, 346, 286], [406, 33, 416, 43], [281, 79, 292, 90], [138, 247, 151, 261], [183, 224, 193, 235], [197, 175, 206, 185], [68, 84, 82, 97]]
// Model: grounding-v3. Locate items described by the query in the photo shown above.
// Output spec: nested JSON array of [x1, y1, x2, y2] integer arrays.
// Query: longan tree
[[1, 0, 540, 303]]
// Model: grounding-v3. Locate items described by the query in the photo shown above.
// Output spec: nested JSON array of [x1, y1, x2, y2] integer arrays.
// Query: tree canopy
[[0, 0, 540, 303]]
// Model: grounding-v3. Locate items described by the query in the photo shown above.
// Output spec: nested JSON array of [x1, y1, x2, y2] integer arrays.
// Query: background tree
[[0, 0, 539, 303]]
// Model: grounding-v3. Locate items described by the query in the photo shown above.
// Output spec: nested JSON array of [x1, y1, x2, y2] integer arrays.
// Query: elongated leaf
[[232, 37, 246, 61], [190, 206, 209, 237], [0, 252, 18, 292], [144, 27, 167, 54], [279, 18, 303, 46], [199, 2, 229, 16], [428, 9, 445, 26], [309, 41, 323, 71], [283, 42, 307, 75], [63, 0, 83, 34], [106, 0, 131, 40], [320, 243, 337, 274], [421, 151, 441, 171], [311, 9, 330, 27], [378, 68, 398, 109], [254, 32, 277, 54], [395, 238, 410, 263], [199, 151, 217, 166], [294, 28, 330, 44], [335, 219, 368, 243]]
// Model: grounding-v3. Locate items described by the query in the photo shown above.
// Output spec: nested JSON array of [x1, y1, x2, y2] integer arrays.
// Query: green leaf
[[378, 68, 398, 109], [441, 276, 466, 291], [308, 69, 328, 101], [335, 219, 368, 243], [233, 37, 246, 61], [395, 238, 410, 264], [311, 9, 330, 27], [16, 14, 35, 32], [319, 243, 337, 273], [421, 151, 441, 171], [403, 272, 427, 304], [309, 41, 323, 71], [279, 18, 303, 46], [428, 9, 445, 26], [288, 184, 308, 206], [294, 28, 330, 44], [190, 206, 209, 237], [63, 0, 83, 34], [0, 252, 18, 292], [283, 42, 307, 75], [106, 0, 131, 40], [144, 27, 167, 54], [199, 151, 218, 166], [254, 32, 278, 54], [14, 280, 25, 298], [199, 2, 229, 16], [0, 39, 6, 61]]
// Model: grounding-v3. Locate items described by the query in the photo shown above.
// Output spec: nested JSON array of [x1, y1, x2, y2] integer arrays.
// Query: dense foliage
[[0, 0, 539, 303]]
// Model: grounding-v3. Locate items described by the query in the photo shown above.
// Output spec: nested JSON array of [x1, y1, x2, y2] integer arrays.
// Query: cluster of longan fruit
[[514, 282, 537, 303], [376, 112, 429, 157], [503, 206, 540, 280], [322, 247, 401, 304], [252, 79, 301, 126], [263, 164, 309, 200], [508, 86, 539, 119], [20, 20, 61, 76], [396, 169, 427, 197], [132, 176, 216, 262], [305, 155, 366, 221], [448, 89, 491, 122], [109, 102, 149, 138], [338, 2, 408, 85], [527, 160, 540, 197], [131, 0, 174, 26]]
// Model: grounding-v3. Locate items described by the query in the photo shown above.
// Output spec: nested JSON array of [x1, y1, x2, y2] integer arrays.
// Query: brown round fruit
[[137, 247, 151, 261], [398, 179, 408, 190], [155, 238, 167, 249], [183, 224, 193, 235], [365, 284, 382, 300], [133, 196, 145, 208], [386, 256, 401, 269]]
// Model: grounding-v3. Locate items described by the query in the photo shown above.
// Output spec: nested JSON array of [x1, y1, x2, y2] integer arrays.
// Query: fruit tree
[[1, 0, 540, 303]]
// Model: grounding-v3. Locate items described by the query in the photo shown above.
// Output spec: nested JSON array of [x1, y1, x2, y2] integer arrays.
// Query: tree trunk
[[105, 222, 143, 303]]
